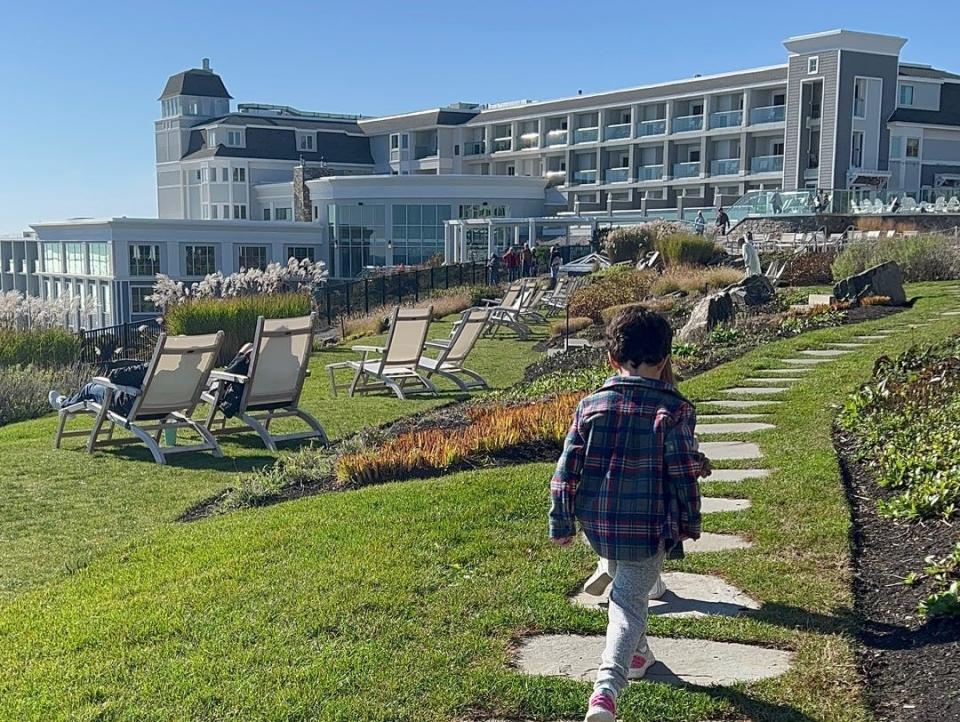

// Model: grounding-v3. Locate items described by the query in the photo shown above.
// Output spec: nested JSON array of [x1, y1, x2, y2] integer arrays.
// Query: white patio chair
[[934, 197, 947, 212], [872, 198, 885, 214], [900, 197, 918, 212], [329, 306, 437, 399], [866, 230, 881, 241], [948, 197, 960, 213], [485, 279, 535, 339], [417, 307, 491, 391], [54, 332, 225, 465], [202, 314, 328, 451]]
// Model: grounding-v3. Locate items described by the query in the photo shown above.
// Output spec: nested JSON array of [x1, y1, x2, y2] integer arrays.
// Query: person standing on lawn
[[487, 252, 501, 285], [502, 246, 518, 281], [715, 206, 730, 237], [521, 245, 533, 277], [549, 306, 703, 722]]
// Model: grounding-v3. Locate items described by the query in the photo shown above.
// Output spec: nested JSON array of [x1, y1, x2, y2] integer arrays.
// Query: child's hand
[[551, 536, 573, 547], [699, 456, 712, 478]]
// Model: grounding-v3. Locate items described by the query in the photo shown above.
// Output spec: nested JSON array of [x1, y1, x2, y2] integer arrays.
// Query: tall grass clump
[[0, 364, 88, 427], [656, 233, 720, 266], [165, 292, 312, 362], [832, 235, 960, 282], [568, 267, 655, 321], [649, 265, 742, 296], [0, 328, 81, 368], [602, 226, 655, 263]]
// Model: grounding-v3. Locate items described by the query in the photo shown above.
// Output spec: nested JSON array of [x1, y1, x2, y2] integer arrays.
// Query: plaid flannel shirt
[[549, 375, 702, 561]]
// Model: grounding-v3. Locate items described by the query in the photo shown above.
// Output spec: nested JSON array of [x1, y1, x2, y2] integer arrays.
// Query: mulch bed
[[835, 429, 960, 722]]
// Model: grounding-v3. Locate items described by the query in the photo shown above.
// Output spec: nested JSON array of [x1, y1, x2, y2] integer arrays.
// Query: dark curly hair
[[605, 305, 673, 367]]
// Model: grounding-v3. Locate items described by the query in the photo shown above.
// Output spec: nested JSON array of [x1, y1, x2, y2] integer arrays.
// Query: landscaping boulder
[[833, 261, 906, 305], [727, 274, 775, 306], [679, 291, 735, 341]]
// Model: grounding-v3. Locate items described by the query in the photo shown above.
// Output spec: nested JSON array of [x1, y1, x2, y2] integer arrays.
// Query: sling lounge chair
[[485, 280, 534, 339], [417, 307, 491, 391], [330, 306, 437, 399], [202, 314, 328, 451], [54, 332, 225, 465]]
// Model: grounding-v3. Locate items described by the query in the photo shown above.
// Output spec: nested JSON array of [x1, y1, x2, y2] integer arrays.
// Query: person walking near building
[[549, 247, 563, 287], [693, 210, 706, 236], [740, 232, 762, 276], [771, 191, 783, 214], [521, 245, 533, 277], [715, 207, 730, 237], [487, 252, 501, 285], [502, 246, 517, 281], [549, 307, 702, 722]]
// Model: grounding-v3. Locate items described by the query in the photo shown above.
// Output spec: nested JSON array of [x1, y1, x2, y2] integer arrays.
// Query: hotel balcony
[[710, 158, 740, 176], [750, 154, 785, 173], [492, 137, 512, 153], [637, 164, 664, 181], [545, 129, 568, 147], [709, 110, 743, 130], [573, 127, 599, 144], [604, 123, 631, 141], [636, 119, 666, 137], [464, 141, 486, 155], [673, 161, 701, 178], [605, 167, 630, 183], [749, 105, 786, 124], [672, 115, 703, 133], [519, 132, 539, 150], [572, 169, 598, 185], [414, 145, 438, 160], [545, 170, 566, 184]]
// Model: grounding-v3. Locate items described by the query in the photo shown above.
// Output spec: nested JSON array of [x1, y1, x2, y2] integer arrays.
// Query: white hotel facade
[[3, 29, 960, 324]]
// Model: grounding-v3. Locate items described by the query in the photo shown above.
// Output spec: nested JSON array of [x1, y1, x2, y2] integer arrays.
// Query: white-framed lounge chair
[[202, 314, 328, 451], [329, 306, 437, 399], [417, 307, 491, 391], [948, 197, 960, 213], [54, 332, 225, 465], [484, 280, 534, 339]]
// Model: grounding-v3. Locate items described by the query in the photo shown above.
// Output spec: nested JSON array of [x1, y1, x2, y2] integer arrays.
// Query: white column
[[459, 223, 468, 262], [528, 218, 536, 249], [512, 225, 520, 249], [488, 221, 497, 256], [443, 223, 453, 264]]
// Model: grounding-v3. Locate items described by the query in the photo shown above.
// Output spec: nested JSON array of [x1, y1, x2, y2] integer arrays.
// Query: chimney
[[293, 160, 334, 222], [202, 58, 211, 72]]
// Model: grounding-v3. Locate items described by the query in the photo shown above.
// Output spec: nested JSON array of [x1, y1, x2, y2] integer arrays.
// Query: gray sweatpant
[[594, 548, 665, 698]]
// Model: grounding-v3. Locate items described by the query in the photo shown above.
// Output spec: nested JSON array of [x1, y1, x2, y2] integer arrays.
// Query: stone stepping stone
[[799, 349, 850, 357], [700, 497, 752, 513], [854, 335, 887, 341], [826, 342, 868, 348], [705, 468, 770, 482], [697, 413, 769, 421], [684, 532, 752, 553], [696, 422, 775, 435], [700, 399, 781, 409], [572, 571, 759, 617], [941, 311, 960, 316], [516, 634, 792, 686], [700, 441, 762, 459], [742, 377, 802, 384], [720, 386, 788, 395], [779, 358, 832, 365]]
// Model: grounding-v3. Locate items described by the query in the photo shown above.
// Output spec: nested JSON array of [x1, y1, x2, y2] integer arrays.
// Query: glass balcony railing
[[605, 167, 630, 183], [637, 164, 664, 181], [749, 104, 786, 124], [492, 138, 512, 153], [604, 123, 631, 141], [673, 161, 701, 178], [573, 127, 599, 144], [710, 158, 740, 176], [709, 110, 742, 129], [672, 114, 703, 133], [464, 141, 486, 155], [519, 132, 539, 149], [572, 169, 597, 185], [545, 129, 568, 146], [414, 146, 437, 160], [636, 119, 666, 137], [750, 155, 785, 173]]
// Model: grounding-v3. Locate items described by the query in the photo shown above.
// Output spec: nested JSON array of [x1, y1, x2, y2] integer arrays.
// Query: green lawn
[[1, 284, 959, 721]]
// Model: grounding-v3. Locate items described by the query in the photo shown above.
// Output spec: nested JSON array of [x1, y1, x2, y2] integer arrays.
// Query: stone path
[[798, 349, 850, 357], [704, 468, 770, 482], [700, 399, 782, 409], [700, 497, 752, 513], [721, 386, 789, 395], [696, 421, 775, 434], [826, 342, 868, 349], [779, 357, 832, 365], [684, 532, 752, 553], [699, 441, 762, 459]]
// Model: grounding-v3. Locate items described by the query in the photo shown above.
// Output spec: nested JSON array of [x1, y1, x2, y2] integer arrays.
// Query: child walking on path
[[549, 307, 703, 722]]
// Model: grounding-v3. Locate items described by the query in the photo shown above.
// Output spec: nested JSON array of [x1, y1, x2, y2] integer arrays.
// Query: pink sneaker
[[584, 690, 616, 722], [628, 645, 656, 680]]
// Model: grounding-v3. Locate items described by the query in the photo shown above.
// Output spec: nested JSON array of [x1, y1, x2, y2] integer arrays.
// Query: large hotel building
[[3, 29, 960, 323]]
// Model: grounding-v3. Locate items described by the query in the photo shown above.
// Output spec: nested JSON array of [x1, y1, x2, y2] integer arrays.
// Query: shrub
[[0, 290, 100, 331], [831, 235, 960, 282], [602, 227, 655, 263], [339, 285, 485, 342], [650, 265, 742, 296], [567, 268, 656, 322], [599, 298, 677, 325], [549, 316, 594, 339], [778, 306, 846, 336], [655, 233, 720, 266], [0, 363, 88, 427], [164, 292, 312, 363], [0, 328, 81, 368], [776, 251, 837, 286]]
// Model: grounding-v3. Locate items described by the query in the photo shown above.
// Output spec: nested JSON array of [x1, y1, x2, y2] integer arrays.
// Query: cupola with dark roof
[[159, 58, 232, 101]]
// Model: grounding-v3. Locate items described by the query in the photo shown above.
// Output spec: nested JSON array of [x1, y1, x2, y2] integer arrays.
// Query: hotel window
[[330, 203, 387, 276], [130, 286, 157, 315], [899, 84, 915, 106], [185, 245, 216, 276], [853, 78, 867, 118], [65, 243, 84, 274], [221, 167, 229, 182], [287, 246, 315, 262], [263, 208, 271, 221], [401, 134, 409, 149], [88, 243, 110, 276], [211, 205, 219, 219], [129, 245, 161, 276], [298, 133, 315, 151], [233, 204, 247, 220], [807, 56, 819, 74], [238, 245, 268, 270], [390, 134, 399, 150], [773, 141, 785, 156], [201, 205, 209, 219], [193, 169, 202, 182], [222, 204, 230, 219], [100, 285, 112, 316], [851, 131, 864, 168], [232, 167, 246, 183], [906, 138, 920, 158], [275, 208, 291, 221], [226, 130, 243, 146]]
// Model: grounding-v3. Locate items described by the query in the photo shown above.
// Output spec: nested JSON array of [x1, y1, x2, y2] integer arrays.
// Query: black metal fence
[[77, 318, 163, 365], [316, 261, 488, 325]]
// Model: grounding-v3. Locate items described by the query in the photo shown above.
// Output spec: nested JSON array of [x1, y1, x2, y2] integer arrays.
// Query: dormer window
[[807, 56, 819, 74], [225, 130, 243, 147], [297, 132, 315, 152], [899, 84, 915, 106]]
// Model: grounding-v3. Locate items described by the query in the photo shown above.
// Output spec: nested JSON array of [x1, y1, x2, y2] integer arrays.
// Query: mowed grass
[[0, 319, 544, 599], [1, 283, 959, 721]]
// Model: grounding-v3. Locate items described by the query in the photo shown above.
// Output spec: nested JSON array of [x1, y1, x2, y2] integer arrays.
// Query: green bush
[[655, 233, 720, 266], [831, 235, 960, 282], [164, 292, 312, 363], [0, 328, 81, 368], [567, 268, 655, 322], [602, 227, 655, 263]]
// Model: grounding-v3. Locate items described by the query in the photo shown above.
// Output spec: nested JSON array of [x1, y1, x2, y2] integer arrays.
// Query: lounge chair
[[202, 314, 328, 451], [329, 306, 437, 399], [417, 307, 491, 391], [484, 280, 534, 339], [948, 197, 960, 213], [54, 332, 225, 465]]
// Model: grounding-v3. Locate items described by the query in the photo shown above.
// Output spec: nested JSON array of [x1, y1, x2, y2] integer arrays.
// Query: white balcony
[[519, 133, 539, 150], [545, 129, 568, 147], [464, 141, 486, 155], [492, 137, 512, 153]]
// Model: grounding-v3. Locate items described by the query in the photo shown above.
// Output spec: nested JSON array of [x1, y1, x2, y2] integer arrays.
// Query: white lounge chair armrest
[[209, 370, 248, 384], [480, 297, 503, 306], [351, 345, 385, 353], [425, 340, 451, 349], [91, 376, 140, 396]]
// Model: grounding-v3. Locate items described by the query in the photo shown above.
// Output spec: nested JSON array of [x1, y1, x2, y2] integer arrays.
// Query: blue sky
[[1, 0, 957, 233]]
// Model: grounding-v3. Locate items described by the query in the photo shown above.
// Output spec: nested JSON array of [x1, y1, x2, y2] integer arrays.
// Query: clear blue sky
[[1, 0, 956, 233]]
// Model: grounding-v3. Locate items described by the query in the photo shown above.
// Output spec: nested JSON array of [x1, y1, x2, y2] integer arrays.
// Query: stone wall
[[293, 164, 334, 222], [731, 213, 960, 237]]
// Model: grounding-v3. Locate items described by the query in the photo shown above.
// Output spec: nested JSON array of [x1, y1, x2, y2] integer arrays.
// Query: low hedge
[[832, 235, 960, 282], [0, 328, 81, 368]]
